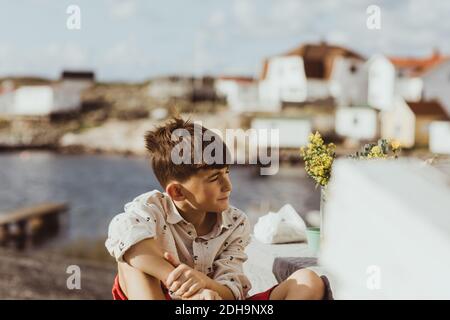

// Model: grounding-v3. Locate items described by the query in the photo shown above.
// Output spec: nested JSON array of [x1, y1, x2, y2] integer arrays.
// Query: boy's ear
[[166, 182, 185, 201]]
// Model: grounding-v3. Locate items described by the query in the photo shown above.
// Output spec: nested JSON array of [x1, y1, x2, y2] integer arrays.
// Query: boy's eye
[[208, 168, 230, 182]]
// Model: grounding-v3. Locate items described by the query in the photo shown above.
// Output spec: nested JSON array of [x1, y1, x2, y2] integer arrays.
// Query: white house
[[60, 70, 95, 93], [380, 96, 416, 148], [259, 42, 365, 109], [250, 116, 311, 149], [364, 55, 396, 110], [389, 51, 449, 106], [331, 56, 366, 106], [335, 106, 378, 141], [259, 55, 307, 111], [332, 54, 397, 111], [422, 58, 450, 116], [381, 97, 449, 148], [0, 84, 83, 116], [215, 76, 259, 113], [429, 121, 450, 155]]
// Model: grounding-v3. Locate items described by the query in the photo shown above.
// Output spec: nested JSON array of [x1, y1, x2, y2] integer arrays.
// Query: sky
[[0, 0, 449, 82]]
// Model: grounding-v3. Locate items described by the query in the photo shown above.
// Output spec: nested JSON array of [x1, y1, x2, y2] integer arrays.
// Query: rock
[[0, 248, 115, 299]]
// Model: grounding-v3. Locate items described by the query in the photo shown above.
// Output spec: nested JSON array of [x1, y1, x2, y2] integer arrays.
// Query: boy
[[105, 118, 324, 300]]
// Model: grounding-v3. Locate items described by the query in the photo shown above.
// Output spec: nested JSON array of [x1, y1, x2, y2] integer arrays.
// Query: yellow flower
[[300, 131, 335, 187], [390, 140, 401, 152]]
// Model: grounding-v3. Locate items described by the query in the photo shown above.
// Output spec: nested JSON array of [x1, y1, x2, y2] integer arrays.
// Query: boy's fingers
[[182, 282, 202, 298], [174, 279, 192, 295], [169, 280, 183, 293], [174, 278, 194, 297], [166, 264, 185, 286]]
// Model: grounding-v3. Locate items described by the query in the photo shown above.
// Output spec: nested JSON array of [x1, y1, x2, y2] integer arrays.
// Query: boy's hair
[[144, 117, 230, 188]]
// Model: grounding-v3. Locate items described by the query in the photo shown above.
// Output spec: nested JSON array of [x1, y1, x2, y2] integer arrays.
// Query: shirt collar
[[217, 208, 235, 231], [164, 193, 186, 225]]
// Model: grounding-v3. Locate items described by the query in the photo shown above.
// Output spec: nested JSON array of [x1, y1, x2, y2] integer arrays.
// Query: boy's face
[[179, 167, 232, 213]]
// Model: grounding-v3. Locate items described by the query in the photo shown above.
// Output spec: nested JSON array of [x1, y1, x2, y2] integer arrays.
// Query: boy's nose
[[221, 177, 232, 193]]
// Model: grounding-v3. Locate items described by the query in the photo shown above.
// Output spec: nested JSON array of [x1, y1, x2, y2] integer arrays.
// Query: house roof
[[407, 100, 450, 119], [261, 42, 365, 80], [388, 51, 450, 77], [217, 76, 254, 83], [61, 71, 95, 81]]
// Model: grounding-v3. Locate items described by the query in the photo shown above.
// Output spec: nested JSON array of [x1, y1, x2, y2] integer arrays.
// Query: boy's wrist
[[203, 275, 215, 289]]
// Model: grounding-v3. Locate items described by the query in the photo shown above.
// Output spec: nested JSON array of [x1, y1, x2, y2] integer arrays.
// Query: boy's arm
[[123, 238, 176, 286], [163, 252, 236, 300], [123, 238, 230, 299], [204, 277, 236, 300]]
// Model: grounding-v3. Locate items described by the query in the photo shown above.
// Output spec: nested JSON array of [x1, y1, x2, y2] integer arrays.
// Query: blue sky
[[0, 0, 449, 82]]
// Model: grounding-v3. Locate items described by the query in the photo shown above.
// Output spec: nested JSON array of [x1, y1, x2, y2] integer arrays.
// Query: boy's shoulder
[[109, 189, 170, 223], [222, 205, 251, 237], [226, 205, 248, 222]]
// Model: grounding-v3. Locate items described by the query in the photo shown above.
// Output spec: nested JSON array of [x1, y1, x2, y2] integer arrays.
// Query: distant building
[[147, 76, 217, 103], [0, 71, 95, 116], [335, 106, 378, 141], [334, 54, 396, 110], [259, 42, 365, 110], [381, 97, 449, 148], [421, 57, 450, 116], [0, 84, 83, 116], [259, 55, 307, 111], [429, 121, 450, 154], [215, 76, 259, 113], [147, 76, 194, 102], [407, 100, 450, 147], [389, 51, 450, 109], [250, 116, 311, 149]]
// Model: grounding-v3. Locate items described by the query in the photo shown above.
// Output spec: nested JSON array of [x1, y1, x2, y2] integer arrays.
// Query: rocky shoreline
[[0, 248, 116, 299]]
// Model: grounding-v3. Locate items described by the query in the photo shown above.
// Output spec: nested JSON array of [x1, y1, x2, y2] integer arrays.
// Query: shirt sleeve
[[212, 216, 252, 300], [105, 207, 157, 263]]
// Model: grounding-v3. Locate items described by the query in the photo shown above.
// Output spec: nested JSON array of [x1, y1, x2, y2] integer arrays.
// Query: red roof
[[217, 76, 254, 83], [407, 100, 450, 119], [389, 51, 449, 77], [261, 42, 364, 80]]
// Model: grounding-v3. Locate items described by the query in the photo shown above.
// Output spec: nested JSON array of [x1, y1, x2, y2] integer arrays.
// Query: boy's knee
[[289, 269, 325, 300]]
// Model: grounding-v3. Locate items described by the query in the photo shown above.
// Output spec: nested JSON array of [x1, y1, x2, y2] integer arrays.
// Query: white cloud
[[0, 43, 90, 78], [208, 11, 226, 28], [108, 0, 137, 21]]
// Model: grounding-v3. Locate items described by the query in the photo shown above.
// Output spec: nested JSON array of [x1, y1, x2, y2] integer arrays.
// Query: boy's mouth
[[217, 196, 229, 201]]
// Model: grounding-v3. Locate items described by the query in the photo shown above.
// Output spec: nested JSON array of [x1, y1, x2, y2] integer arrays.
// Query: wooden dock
[[0, 202, 68, 249]]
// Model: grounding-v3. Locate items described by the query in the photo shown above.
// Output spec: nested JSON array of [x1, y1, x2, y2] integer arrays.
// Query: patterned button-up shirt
[[105, 190, 252, 300]]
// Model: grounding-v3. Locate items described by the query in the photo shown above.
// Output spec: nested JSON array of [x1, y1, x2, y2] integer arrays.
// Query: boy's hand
[[182, 288, 222, 300], [164, 252, 211, 299]]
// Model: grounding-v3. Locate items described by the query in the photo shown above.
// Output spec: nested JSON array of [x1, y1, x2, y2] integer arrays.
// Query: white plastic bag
[[253, 204, 307, 244]]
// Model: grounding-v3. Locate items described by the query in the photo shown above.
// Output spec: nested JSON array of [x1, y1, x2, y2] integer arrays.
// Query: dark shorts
[[112, 275, 278, 300]]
